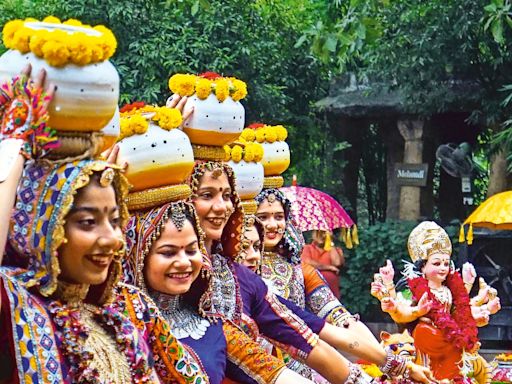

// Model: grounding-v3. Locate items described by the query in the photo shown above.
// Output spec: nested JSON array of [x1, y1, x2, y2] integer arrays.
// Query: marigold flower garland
[[408, 271, 478, 351], [119, 102, 182, 140], [168, 72, 247, 102], [241, 123, 288, 143], [224, 141, 264, 163], [2, 16, 117, 67]]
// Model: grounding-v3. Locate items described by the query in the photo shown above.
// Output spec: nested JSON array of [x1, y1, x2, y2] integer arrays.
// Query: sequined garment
[[124, 202, 287, 384], [0, 270, 208, 384], [2, 159, 208, 384], [209, 253, 321, 363]]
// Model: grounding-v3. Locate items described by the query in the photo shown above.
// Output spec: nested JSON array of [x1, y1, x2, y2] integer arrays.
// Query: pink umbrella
[[279, 179, 355, 232], [280, 182, 358, 247]]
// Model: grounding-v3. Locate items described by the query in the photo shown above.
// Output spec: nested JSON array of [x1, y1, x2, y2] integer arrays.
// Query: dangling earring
[[114, 238, 127, 261]]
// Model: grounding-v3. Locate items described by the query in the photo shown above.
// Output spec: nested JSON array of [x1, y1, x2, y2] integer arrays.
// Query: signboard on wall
[[394, 163, 429, 187]]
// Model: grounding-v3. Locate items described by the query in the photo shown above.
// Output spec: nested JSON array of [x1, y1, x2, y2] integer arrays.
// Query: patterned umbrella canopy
[[279, 185, 355, 231], [460, 190, 512, 245]]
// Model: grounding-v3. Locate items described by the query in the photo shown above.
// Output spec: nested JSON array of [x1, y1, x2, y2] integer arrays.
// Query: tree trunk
[[487, 150, 512, 198]]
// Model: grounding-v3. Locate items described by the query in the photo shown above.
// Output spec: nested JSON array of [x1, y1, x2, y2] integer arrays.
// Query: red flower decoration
[[246, 123, 265, 129], [199, 71, 221, 80], [119, 101, 145, 113], [408, 272, 478, 351]]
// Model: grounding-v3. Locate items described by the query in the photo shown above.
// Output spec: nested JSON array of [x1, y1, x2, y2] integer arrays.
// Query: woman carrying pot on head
[[250, 188, 437, 382], [188, 160, 435, 384], [0, 67, 207, 384], [124, 198, 316, 384]]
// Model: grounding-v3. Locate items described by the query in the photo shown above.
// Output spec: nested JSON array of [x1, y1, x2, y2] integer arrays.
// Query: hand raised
[[417, 292, 433, 316], [379, 259, 395, 285], [0, 64, 57, 158], [166, 94, 193, 127], [462, 262, 476, 286]]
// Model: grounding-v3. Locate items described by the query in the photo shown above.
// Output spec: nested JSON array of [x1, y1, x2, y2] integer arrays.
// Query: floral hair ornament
[[407, 221, 452, 263]]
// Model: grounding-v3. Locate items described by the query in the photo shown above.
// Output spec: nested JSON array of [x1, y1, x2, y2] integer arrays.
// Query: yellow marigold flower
[[119, 118, 133, 140], [230, 79, 247, 101], [244, 145, 255, 162], [43, 16, 61, 24], [25, 18, 38, 22], [130, 115, 149, 134], [255, 129, 266, 143], [90, 44, 104, 62], [68, 34, 92, 66], [2, 19, 24, 49], [264, 127, 277, 143], [29, 30, 50, 57], [42, 39, 70, 67], [63, 19, 83, 26], [360, 364, 383, 378], [155, 107, 182, 130], [275, 125, 288, 141], [215, 78, 229, 102], [231, 145, 243, 162], [253, 143, 264, 161], [169, 74, 197, 96], [94, 26, 117, 59], [12, 27, 32, 53], [223, 145, 232, 161], [196, 78, 212, 100], [240, 128, 256, 142]]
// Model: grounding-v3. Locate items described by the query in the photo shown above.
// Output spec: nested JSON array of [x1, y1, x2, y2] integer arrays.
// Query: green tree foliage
[[303, 0, 512, 123], [0, 0, 347, 196]]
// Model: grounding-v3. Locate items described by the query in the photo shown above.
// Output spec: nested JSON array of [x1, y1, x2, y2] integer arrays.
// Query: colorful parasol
[[460, 190, 512, 245], [280, 178, 358, 248]]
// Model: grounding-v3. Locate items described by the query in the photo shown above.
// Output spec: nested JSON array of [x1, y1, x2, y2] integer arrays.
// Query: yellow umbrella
[[459, 190, 512, 245]]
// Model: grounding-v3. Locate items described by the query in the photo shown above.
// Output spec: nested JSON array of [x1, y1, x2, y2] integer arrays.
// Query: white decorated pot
[[228, 160, 264, 200], [182, 93, 244, 146], [99, 107, 120, 152], [0, 23, 119, 132], [116, 125, 194, 192], [261, 141, 290, 176]]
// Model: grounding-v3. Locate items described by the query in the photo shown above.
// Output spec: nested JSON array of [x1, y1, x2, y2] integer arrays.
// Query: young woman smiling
[[0, 67, 207, 384], [189, 161, 409, 384], [125, 200, 314, 384]]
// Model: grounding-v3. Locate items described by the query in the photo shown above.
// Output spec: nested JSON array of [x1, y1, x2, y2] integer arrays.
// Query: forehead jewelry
[[170, 204, 186, 231], [99, 168, 115, 187], [267, 193, 276, 204], [211, 167, 223, 179]]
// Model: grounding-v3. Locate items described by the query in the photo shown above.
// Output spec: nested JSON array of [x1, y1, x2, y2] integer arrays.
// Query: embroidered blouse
[[151, 293, 286, 384], [262, 252, 350, 326], [209, 253, 325, 363], [0, 269, 207, 384]]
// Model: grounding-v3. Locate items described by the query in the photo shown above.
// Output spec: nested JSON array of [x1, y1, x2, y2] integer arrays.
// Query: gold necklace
[[430, 285, 452, 306], [81, 304, 132, 384]]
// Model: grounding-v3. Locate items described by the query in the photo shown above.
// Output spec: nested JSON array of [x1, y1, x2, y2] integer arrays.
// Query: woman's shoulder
[[114, 282, 160, 320]]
